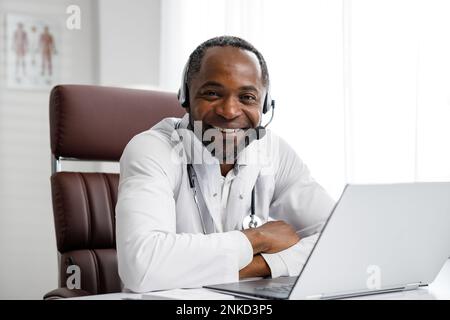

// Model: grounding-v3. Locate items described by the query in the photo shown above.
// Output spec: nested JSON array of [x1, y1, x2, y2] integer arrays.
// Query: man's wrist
[[239, 254, 271, 279], [241, 228, 267, 254]]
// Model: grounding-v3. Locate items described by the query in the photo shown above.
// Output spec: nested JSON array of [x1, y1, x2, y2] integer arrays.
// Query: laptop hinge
[[305, 294, 323, 300], [403, 282, 421, 291]]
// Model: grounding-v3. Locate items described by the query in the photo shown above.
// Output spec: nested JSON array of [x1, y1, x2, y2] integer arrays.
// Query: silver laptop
[[204, 182, 450, 299]]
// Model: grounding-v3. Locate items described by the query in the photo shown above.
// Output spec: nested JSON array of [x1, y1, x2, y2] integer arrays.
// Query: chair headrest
[[50, 85, 185, 161]]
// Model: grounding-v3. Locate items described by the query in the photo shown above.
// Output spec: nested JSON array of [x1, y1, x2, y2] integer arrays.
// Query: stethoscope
[[187, 163, 263, 233]]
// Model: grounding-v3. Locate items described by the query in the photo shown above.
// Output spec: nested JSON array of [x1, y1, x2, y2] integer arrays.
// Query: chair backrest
[[49, 85, 184, 294]]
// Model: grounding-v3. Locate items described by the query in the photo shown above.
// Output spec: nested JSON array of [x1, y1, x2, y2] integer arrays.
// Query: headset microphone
[[255, 126, 266, 140], [254, 99, 275, 140]]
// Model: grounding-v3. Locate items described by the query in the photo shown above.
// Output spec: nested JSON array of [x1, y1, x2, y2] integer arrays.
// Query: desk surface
[[72, 259, 450, 300]]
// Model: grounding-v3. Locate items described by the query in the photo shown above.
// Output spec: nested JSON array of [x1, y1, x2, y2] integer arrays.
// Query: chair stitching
[[52, 175, 67, 253], [78, 173, 92, 247], [89, 249, 101, 294], [101, 174, 115, 246], [51, 86, 66, 156]]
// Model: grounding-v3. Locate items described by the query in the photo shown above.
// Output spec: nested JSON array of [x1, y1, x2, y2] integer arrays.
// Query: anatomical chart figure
[[12, 22, 28, 81], [39, 26, 57, 78]]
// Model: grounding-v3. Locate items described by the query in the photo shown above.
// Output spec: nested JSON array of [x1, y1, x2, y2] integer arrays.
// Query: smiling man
[[116, 36, 335, 293], [186, 45, 265, 173]]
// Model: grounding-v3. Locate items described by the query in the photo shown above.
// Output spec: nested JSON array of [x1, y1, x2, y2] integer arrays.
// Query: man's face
[[187, 46, 266, 162]]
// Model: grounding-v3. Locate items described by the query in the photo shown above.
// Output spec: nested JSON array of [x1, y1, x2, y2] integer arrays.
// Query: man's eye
[[241, 95, 257, 102], [204, 91, 219, 97]]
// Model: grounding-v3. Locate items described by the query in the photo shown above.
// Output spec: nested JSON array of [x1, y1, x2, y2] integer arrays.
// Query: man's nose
[[215, 96, 242, 120]]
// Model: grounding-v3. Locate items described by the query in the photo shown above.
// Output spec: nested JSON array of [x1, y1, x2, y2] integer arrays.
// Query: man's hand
[[241, 220, 300, 254]]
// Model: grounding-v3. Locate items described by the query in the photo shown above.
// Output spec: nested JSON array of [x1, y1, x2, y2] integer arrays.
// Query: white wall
[[348, 0, 450, 183], [0, 0, 99, 299], [97, 0, 160, 88]]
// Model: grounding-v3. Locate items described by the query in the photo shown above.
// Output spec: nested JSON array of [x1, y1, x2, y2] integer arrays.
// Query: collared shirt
[[219, 171, 235, 228], [116, 114, 335, 292]]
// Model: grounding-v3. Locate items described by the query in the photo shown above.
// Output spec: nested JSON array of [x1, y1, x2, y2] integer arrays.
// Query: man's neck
[[220, 163, 234, 177]]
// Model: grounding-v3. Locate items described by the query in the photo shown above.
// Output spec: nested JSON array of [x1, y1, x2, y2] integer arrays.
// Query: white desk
[[72, 259, 450, 300]]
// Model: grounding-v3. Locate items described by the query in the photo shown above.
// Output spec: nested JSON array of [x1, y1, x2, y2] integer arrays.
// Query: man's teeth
[[212, 126, 243, 133]]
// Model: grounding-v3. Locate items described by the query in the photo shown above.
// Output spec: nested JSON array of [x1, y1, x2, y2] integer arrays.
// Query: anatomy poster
[[6, 14, 60, 90]]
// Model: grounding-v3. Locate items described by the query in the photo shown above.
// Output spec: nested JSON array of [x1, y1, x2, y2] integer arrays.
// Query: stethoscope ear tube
[[187, 164, 207, 233], [251, 187, 256, 219], [187, 164, 195, 188], [243, 187, 262, 229]]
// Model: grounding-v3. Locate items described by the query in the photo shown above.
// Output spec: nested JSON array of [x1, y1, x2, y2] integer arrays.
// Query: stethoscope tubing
[[187, 164, 259, 233]]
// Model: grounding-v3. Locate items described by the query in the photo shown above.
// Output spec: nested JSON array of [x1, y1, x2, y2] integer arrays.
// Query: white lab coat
[[116, 114, 335, 293]]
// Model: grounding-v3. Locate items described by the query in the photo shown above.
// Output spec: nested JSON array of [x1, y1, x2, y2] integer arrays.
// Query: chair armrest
[[43, 287, 92, 300]]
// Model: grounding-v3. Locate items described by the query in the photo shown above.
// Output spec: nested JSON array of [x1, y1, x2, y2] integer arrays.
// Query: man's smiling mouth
[[211, 125, 246, 133]]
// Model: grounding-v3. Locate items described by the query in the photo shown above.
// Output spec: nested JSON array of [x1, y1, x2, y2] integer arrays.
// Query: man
[[116, 36, 335, 293]]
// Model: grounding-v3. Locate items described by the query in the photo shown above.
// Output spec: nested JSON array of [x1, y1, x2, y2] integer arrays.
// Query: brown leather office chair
[[44, 85, 184, 299]]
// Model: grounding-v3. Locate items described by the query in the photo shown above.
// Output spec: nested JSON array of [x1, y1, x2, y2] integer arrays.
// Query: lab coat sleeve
[[261, 136, 336, 277], [116, 132, 252, 292]]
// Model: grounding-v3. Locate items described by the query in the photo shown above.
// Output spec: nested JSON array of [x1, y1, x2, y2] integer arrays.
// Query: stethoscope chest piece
[[242, 214, 263, 230]]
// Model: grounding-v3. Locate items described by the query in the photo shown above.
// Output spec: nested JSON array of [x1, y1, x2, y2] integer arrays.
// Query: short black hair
[[186, 36, 269, 89]]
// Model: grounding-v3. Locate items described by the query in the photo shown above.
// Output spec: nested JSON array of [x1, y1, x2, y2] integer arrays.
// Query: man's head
[[185, 36, 269, 94], [179, 36, 270, 163]]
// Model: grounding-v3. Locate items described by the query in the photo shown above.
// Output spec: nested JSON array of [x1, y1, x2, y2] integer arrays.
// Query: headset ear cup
[[182, 83, 189, 108], [262, 94, 268, 114], [263, 91, 274, 114], [262, 83, 275, 114], [178, 83, 189, 108], [177, 89, 183, 105], [178, 61, 190, 108]]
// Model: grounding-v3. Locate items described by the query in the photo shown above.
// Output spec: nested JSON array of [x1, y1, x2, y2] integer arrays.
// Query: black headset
[[177, 60, 275, 114]]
